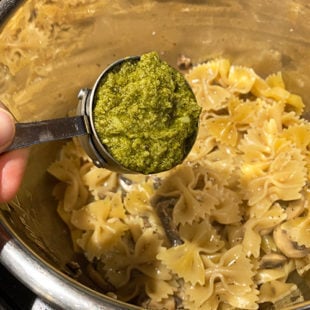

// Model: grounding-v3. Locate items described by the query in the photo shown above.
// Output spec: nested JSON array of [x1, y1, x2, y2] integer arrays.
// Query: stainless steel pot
[[0, 1, 310, 309]]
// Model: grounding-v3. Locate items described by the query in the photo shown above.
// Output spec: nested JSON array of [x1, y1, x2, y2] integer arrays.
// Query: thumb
[[0, 107, 15, 152]]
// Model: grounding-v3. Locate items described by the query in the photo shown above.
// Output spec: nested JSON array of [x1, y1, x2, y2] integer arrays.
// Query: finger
[[0, 148, 29, 203], [0, 107, 15, 152]]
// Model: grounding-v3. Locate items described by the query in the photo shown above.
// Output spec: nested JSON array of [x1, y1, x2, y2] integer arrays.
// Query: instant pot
[[0, 0, 310, 309]]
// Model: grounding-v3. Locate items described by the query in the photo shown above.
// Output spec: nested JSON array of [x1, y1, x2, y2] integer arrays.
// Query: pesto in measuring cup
[[93, 52, 201, 174]]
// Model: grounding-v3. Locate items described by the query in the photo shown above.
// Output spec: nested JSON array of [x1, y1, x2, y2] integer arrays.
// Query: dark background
[[0, 263, 35, 310]]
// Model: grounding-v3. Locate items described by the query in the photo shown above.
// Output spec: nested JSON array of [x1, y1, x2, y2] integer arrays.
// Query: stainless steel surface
[[31, 298, 56, 310], [5, 116, 88, 151], [0, 0, 309, 309], [0, 238, 135, 310], [0, 0, 22, 23]]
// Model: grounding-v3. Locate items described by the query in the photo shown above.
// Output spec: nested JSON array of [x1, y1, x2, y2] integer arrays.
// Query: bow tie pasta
[[49, 58, 309, 309]]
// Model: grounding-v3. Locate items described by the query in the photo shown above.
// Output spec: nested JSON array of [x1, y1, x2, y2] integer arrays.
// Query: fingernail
[[0, 108, 15, 149]]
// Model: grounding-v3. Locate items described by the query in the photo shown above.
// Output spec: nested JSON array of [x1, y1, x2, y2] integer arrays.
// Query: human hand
[[0, 106, 29, 203]]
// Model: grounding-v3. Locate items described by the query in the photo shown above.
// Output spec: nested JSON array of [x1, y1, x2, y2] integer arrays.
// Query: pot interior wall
[[0, 0, 310, 306]]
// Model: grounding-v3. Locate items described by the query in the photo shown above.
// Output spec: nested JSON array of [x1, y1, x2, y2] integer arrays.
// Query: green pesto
[[93, 51, 201, 174]]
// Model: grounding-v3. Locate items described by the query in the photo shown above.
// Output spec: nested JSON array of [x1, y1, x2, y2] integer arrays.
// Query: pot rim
[[0, 216, 139, 310]]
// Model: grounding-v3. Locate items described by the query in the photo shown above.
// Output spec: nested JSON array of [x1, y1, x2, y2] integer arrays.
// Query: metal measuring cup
[[4, 56, 140, 174]]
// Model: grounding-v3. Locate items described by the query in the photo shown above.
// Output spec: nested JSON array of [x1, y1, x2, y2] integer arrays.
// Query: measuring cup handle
[[4, 115, 88, 152]]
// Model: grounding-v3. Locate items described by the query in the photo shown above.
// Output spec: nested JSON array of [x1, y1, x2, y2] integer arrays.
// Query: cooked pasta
[[48, 58, 310, 309]]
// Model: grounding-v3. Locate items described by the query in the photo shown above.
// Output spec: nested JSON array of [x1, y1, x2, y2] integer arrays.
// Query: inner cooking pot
[[0, 1, 310, 309]]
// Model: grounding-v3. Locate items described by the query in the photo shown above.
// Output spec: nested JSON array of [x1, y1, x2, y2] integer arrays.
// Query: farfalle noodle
[[182, 245, 258, 309], [242, 203, 287, 257], [157, 220, 224, 285]]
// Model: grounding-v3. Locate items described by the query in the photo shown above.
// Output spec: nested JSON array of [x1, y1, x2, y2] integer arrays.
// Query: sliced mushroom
[[273, 225, 310, 258], [285, 197, 306, 220], [65, 260, 82, 278], [87, 264, 115, 292], [177, 54, 193, 72], [259, 280, 304, 309], [153, 198, 183, 247], [261, 234, 279, 254], [260, 253, 288, 269], [119, 175, 133, 192], [272, 285, 304, 309], [141, 296, 176, 310]]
